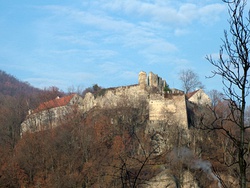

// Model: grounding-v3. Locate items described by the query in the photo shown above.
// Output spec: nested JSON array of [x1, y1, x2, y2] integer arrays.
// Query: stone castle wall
[[81, 71, 188, 129], [82, 84, 148, 113], [82, 70, 169, 114], [148, 94, 188, 128]]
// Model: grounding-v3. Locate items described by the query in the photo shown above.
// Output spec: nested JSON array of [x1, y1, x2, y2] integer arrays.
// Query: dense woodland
[[0, 70, 249, 187]]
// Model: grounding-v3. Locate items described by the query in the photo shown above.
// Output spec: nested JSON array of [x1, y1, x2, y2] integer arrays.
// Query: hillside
[[0, 70, 242, 187], [0, 70, 41, 97], [0, 70, 64, 154]]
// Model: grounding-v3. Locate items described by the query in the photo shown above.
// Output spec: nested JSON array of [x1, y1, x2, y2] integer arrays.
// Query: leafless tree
[[179, 69, 204, 93], [206, 0, 250, 187], [208, 89, 224, 108]]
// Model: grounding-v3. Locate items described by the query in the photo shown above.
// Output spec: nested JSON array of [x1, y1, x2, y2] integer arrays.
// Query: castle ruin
[[21, 71, 210, 135], [19, 70, 216, 188], [138, 71, 167, 92]]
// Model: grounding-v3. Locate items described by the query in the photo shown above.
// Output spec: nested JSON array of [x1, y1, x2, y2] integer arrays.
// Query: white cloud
[[198, 4, 226, 24], [0, 0, 229, 92], [99, 0, 226, 26], [39, 4, 178, 62]]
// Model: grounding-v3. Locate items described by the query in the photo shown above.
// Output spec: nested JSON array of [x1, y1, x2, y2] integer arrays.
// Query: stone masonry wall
[[149, 94, 188, 129], [82, 84, 148, 113]]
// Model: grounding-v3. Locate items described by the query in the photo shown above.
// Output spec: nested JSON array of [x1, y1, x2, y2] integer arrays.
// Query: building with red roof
[[21, 94, 83, 136], [33, 94, 76, 113]]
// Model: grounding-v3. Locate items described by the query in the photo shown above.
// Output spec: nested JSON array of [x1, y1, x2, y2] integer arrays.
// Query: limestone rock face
[[144, 169, 198, 188], [82, 92, 95, 112], [144, 169, 176, 188]]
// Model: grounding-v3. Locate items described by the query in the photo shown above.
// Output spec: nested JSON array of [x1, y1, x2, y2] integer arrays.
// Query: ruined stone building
[[21, 71, 211, 136]]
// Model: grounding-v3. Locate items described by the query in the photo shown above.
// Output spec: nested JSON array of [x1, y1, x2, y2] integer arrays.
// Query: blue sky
[[0, 0, 229, 92]]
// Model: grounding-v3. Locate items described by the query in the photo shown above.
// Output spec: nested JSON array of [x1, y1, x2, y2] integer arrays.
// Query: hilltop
[[0, 70, 239, 187]]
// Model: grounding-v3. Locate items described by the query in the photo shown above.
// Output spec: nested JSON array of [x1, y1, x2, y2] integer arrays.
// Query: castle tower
[[148, 72, 158, 88], [138, 71, 147, 90], [162, 80, 166, 88]]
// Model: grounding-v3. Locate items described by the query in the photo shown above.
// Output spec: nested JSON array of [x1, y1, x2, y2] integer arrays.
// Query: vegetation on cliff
[[0, 70, 246, 187]]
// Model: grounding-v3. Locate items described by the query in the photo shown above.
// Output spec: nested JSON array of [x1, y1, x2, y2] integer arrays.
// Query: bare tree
[[208, 89, 224, 108], [206, 0, 250, 187], [179, 69, 204, 93]]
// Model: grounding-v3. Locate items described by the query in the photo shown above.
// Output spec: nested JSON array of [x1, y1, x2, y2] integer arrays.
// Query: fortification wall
[[149, 94, 188, 129], [81, 72, 188, 129], [139, 71, 147, 90], [82, 71, 168, 113], [82, 85, 148, 113], [173, 95, 189, 128]]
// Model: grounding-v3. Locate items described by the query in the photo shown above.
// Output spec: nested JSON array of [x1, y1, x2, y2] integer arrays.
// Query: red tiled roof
[[33, 94, 75, 113], [186, 89, 199, 99]]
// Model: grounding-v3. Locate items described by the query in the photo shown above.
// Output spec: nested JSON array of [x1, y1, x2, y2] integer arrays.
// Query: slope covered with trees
[[0, 70, 41, 97], [0, 95, 230, 188], [0, 61, 249, 187], [0, 70, 68, 187]]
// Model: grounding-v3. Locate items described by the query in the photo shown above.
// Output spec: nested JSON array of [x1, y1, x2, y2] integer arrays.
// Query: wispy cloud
[[100, 0, 226, 25], [198, 3, 226, 24], [0, 0, 227, 91], [26, 71, 97, 91], [38, 4, 179, 65]]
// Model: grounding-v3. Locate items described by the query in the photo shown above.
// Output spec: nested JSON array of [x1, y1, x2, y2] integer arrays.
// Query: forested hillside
[[0, 70, 68, 186], [0, 70, 40, 149], [0, 70, 67, 141], [0, 70, 248, 187], [0, 94, 225, 188], [0, 70, 41, 97]]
